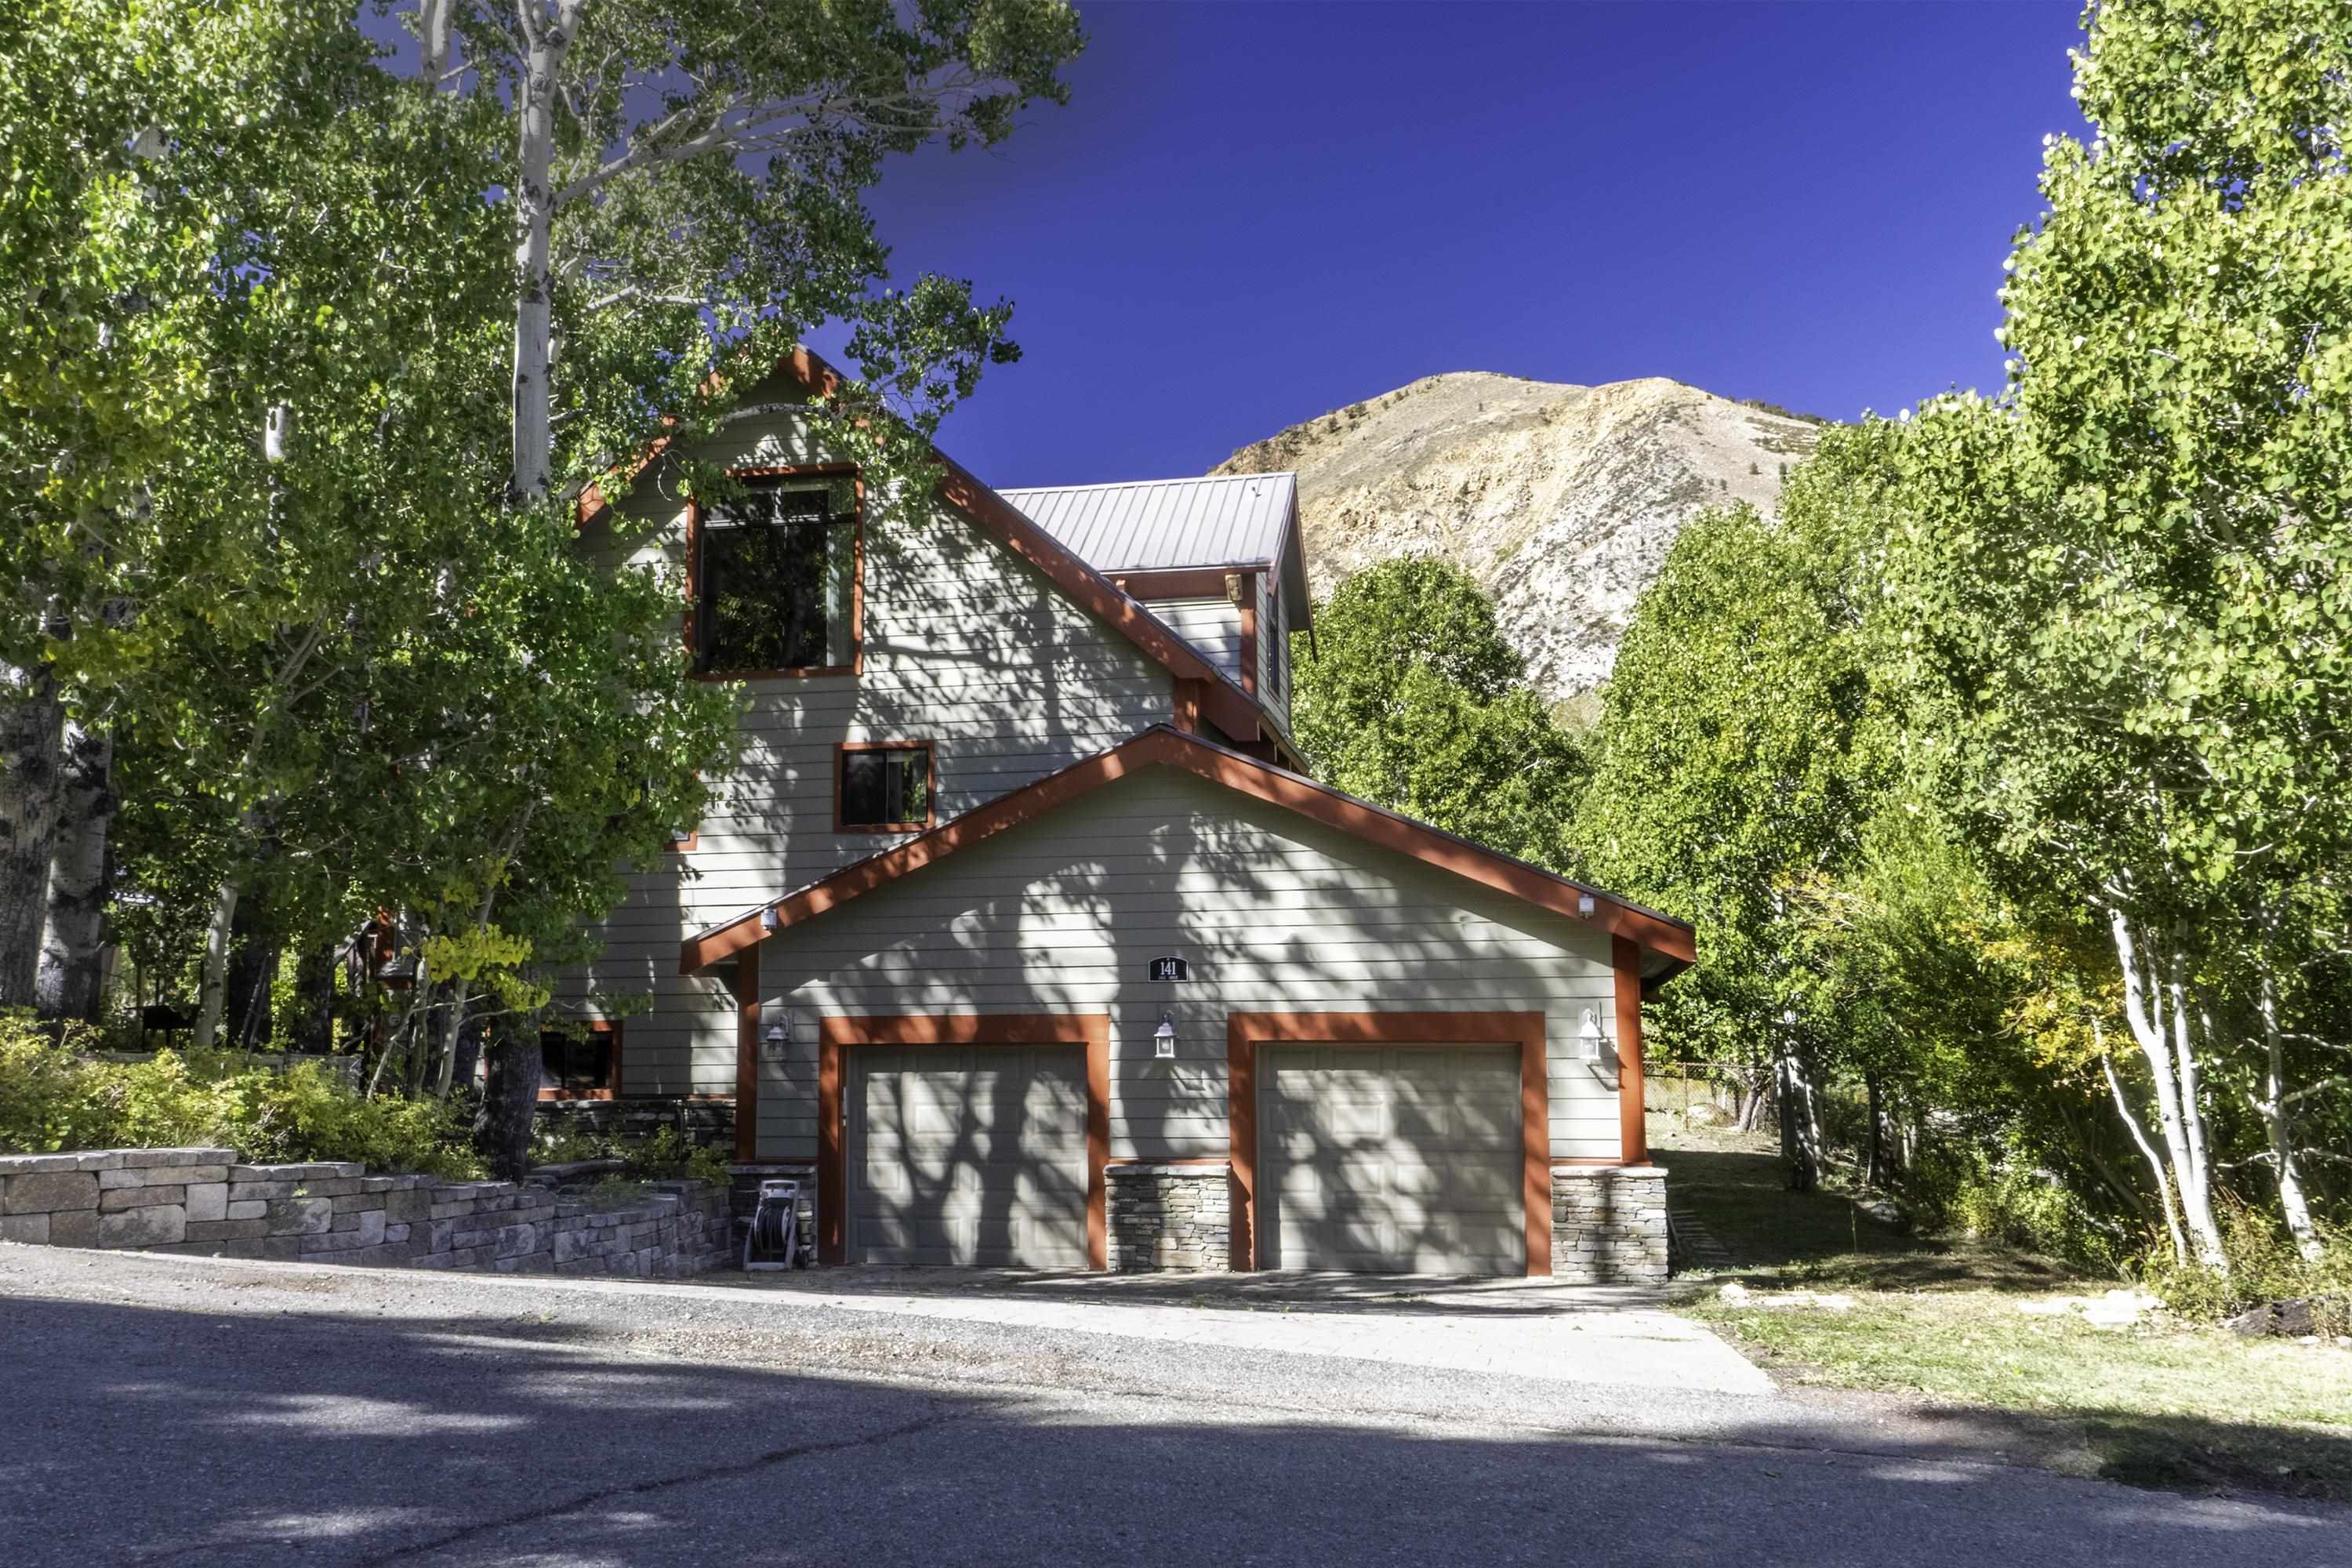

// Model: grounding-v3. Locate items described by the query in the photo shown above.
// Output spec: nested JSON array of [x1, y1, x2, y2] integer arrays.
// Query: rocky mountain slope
[[1214, 372, 1824, 706]]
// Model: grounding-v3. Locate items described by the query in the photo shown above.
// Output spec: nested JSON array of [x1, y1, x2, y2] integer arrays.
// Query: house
[[562, 349, 1693, 1279]]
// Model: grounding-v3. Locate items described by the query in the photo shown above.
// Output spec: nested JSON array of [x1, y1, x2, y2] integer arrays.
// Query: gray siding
[[745, 769, 1624, 1163], [1149, 596, 1242, 679], [564, 400, 1176, 1095]]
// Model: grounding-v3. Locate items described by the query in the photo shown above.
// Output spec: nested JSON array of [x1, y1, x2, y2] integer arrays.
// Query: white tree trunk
[[2256, 972, 2324, 1261], [508, 4, 583, 504], [0, 665, 64, 1007], [417, 0, 454, 81], [432, 987, 468, 1098], [2167, 951, 2221, 1248], [191, 873, 241, 1053], [2108, 906, 2227, 1268], [2103, 1048, 2187, 1265], [34, 719, 114, 1021]]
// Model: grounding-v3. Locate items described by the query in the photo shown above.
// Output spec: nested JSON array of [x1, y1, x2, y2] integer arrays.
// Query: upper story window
[[837, 742, 933, 833], [692, 470, 860, 677]]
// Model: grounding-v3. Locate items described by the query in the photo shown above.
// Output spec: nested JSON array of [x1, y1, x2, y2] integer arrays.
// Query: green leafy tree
[[5, 3, 1088, 1182], [1576, 435, 1900, 1189], [0, 1, 391, 1007], [401, 0, 1083, 503], [1889, 0, 2352, 1263], [2, 8, 736, 1102], [1293, 557, 1587, 869]]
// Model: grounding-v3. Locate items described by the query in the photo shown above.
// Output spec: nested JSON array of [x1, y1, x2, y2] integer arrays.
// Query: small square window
[[539, 1027, 615, 1098], [837, 744, 932, 832]]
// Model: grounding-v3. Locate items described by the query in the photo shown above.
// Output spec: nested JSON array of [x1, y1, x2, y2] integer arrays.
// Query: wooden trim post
[[733, 946, 760, 1162], [1613, 935, 1649, 1165]]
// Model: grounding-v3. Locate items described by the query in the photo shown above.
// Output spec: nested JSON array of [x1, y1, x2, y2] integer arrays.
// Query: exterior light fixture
[[1154, 1011, 1178, 1060], [1577, 1007, 1608, 1062], [1577, 891, 1595, 918], [760, 906, 779, 932]]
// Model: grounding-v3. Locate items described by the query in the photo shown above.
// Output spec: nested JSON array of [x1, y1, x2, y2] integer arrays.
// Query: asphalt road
[[3, 1245, 2346, 1567]]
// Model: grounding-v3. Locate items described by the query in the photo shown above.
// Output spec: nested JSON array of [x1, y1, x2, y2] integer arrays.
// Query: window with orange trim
[[538, 1022, 619, 1100], [836, 742, 934, 833], [691, 471, 860, 677]]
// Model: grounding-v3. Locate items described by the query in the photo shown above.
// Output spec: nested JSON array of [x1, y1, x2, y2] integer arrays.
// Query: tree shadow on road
[[3, 1281, 2345, 1568]]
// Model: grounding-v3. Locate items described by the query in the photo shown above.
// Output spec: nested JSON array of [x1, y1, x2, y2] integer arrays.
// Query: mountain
[[1213, 372, 1826, 710]]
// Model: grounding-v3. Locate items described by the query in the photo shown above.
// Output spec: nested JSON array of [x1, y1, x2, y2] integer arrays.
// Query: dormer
[[1003, 474, 1311, 762]]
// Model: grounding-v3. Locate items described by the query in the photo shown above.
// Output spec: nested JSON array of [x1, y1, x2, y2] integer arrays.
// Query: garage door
[[1262, 1044, 1525, 1274], [853, 1047, 1089, 1267]]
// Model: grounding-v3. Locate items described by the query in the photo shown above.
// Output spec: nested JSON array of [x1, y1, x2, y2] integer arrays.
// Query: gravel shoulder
[[4, 1244, 2346, 1567]]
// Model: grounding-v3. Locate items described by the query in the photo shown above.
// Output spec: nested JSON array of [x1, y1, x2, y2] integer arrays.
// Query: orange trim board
[[1113, 566, 1268, 599], [732, 944, 760, 1162], [680, 725, 1697, 974], [815, 1014, 1111, 1269], [1225, 1012, 1552, 1278]]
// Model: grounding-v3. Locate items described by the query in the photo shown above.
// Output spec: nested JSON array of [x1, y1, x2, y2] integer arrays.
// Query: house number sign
[[1147, 956, 1189, 982]]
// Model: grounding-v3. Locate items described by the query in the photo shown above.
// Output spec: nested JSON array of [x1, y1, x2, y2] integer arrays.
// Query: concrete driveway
[[4, 1245, 2346, 1567], [708, 1264, 1776, 1394]]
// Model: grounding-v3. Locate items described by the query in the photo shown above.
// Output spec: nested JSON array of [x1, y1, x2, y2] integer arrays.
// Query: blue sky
[[845, 0, 2090, 487]]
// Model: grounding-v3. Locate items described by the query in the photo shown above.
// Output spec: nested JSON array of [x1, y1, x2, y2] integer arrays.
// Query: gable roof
[[1002, 474, 1298, 575], [680, 724, 1697, 984], [579, 347, 1279, 751]]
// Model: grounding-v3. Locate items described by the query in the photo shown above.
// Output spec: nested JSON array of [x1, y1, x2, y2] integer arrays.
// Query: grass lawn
[[1654, 1116, 2352, 1504]]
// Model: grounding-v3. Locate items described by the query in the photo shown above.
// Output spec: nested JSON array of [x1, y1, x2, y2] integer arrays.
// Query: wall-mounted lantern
[[760, 906, 779, 932], [1577, 1007, 1610, 1062], [1154, 1011, 1178, 1060], [1577, 891, 1596, 918]]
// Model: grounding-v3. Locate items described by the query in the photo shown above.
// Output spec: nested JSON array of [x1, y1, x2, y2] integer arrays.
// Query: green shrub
[[2141, 1196, 2352, 1335], [574, 1175, 656, 1209], [0, 1010, 480, 1178], [230, 1061, 481, 1178], [530, 1123, 614, 1166], [1905, 1140, 2130, 1274], [528, 1119, 731, 1186], [620, 1125, 732, 1186]]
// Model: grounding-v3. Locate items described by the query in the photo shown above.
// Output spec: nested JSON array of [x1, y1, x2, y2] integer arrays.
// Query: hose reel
[[742, 1178, 809, 1272]]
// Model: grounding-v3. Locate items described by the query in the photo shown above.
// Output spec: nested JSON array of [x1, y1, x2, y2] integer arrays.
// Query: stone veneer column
[[1549, 1165, 1670, 1283], [1106, 1163, 1232, 1272]]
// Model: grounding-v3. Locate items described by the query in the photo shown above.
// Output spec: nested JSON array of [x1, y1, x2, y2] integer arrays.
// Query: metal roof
[[1001, 474, 1298, 574]]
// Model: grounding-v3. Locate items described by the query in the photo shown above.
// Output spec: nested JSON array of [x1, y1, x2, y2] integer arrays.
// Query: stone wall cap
[[1552, 1164, 1668, 1178], [0, 1153, 93, 1174], [118, 1148, 240, 1168], [1105, 1162, 1230, 1177]]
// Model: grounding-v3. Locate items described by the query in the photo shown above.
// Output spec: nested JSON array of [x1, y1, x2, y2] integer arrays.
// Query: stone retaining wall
[[1551, 1165, 1670, 1283], [1108, 1163, 1232, 1272], [0, 1147, 730, 1279]]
